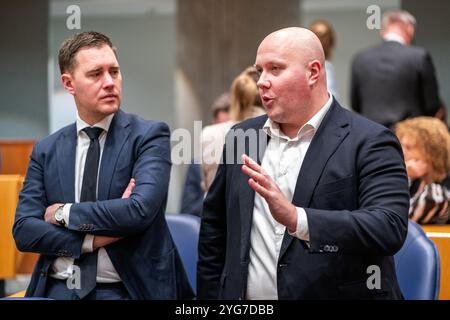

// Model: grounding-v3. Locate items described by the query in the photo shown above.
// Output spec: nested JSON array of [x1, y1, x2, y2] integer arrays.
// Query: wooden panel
[[0, 140, 35, 176], [423, 225, 450, 300], [0, 175, 39, 279], [0, 175, 23, 279], [15, 251, 39, 274]]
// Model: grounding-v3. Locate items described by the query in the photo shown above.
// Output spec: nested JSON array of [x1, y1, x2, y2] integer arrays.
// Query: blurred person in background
[[395, 117, 450, 224], [201, 66, 265, 193], [180, 93, 230, 216], [309, 20, 339, 99], [211, 92, 231, 124], [351, 10, 441, 128]]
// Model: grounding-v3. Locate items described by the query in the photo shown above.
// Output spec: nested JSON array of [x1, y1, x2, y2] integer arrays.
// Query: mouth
[[100, 94, 118, 101], [262, 95, 275, 107]]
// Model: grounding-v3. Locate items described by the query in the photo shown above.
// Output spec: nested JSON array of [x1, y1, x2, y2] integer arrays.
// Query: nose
[[103, 72, 114, 89], [257, 73, 270, 89]]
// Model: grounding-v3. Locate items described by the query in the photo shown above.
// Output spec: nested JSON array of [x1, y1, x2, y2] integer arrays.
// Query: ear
[[406, 24, 415, 44], [307, 60, 321, 86], [61, 73, 75, 95]]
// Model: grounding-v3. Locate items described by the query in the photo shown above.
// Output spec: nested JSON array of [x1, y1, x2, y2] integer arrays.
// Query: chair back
[[165, 214, 200, 295], [394, 220, 440, 300]]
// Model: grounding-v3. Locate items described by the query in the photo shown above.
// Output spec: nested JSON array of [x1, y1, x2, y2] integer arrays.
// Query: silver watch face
[[55, 207, 64, 222]]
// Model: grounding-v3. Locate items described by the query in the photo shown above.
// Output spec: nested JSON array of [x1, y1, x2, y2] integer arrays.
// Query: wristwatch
[[54, 204, 66, 227]]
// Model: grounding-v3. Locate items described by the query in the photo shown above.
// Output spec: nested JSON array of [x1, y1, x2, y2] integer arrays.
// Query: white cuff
[[287, 207, 310, 241], [62, 203, 72, 227], [81, 234, 94, 253]]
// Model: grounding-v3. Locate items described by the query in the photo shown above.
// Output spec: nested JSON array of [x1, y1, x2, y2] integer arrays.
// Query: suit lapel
[[279, 101, 350, 259], [56, 124, 77, 203], [239, 117, 270, 262], [97, 110, 131, 201]]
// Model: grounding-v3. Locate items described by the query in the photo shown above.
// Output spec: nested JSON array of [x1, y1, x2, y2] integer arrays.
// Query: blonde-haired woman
[[201, 67, 265, 193], [395, 116, 450, 224]]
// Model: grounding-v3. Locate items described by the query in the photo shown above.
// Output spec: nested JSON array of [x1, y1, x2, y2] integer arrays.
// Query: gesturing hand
[[241, 154, 297, 232]]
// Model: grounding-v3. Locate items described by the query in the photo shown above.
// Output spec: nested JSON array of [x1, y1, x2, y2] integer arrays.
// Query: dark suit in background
[[198, 101, 409, 299], [13, 110, 193, 299], [180, 162, 204, 216], [351, 40, 440, 128]]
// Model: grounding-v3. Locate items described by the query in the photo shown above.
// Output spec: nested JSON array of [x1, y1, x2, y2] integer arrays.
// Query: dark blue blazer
[[13, 110, 193, 299], [197, 100, 410, 300]]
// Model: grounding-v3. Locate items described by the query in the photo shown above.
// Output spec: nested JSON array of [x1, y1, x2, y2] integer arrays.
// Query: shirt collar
[[263, 93, 333, 142], [76, 113, 115, 135], [383, 33, 406, 45]]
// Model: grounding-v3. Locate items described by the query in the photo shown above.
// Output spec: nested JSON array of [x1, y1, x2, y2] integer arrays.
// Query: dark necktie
[[74, 126, 103, 299]]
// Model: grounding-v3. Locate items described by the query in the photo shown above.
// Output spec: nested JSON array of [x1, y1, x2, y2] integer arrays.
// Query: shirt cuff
[[62, 203, 72, 227], [288, 207, 310, 241], [81, 234, 94, 253]]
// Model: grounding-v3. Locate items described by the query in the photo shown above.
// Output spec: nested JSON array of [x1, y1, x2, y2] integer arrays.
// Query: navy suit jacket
[[13, 110, 193, 299], [351, 41, 440, 128], [197, 100, 409, 300]]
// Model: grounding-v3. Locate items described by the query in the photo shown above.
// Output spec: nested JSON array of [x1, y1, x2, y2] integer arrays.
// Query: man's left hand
[[241, 154, 297, 232], [44, 203, 63, 225]]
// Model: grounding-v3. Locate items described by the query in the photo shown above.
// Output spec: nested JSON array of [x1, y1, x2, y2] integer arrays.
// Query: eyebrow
[[86, 65, 120, 73], [86, 67, 102, 74]]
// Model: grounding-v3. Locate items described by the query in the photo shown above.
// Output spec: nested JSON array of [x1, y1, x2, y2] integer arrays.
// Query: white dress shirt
[[50, 113, 122, 283], [246, 94, 333, 299]]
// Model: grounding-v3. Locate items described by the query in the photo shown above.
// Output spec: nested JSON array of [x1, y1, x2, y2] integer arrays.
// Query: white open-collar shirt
[[246, 94, 333, 299]]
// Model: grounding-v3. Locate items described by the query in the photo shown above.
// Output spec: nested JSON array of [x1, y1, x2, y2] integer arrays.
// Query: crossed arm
[[43, 178, 135, 250], [13, 121, 171, 258]]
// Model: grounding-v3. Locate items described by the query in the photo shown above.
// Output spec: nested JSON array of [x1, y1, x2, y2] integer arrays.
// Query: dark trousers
[[45, 277, 130, 300]]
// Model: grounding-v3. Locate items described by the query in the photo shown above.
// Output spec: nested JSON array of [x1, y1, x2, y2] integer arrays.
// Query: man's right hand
[[92, 178, 135, 250]]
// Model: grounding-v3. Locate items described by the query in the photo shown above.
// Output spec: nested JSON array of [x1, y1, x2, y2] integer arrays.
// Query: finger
[[122, 190, 130, 199], [248, 178, 270, 198], [122, 178, 135, 199], [242, 164, 270, 188], [243, 154, 270, 178], [242, 154, 262, 173]]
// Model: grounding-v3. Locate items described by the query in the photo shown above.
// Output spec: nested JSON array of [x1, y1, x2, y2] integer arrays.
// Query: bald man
[[197, 27, 409, 300]]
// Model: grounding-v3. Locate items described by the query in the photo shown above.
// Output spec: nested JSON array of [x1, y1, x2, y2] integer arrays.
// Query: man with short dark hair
[[13, 31, 193, 300], [351, 10, 441, 128]]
